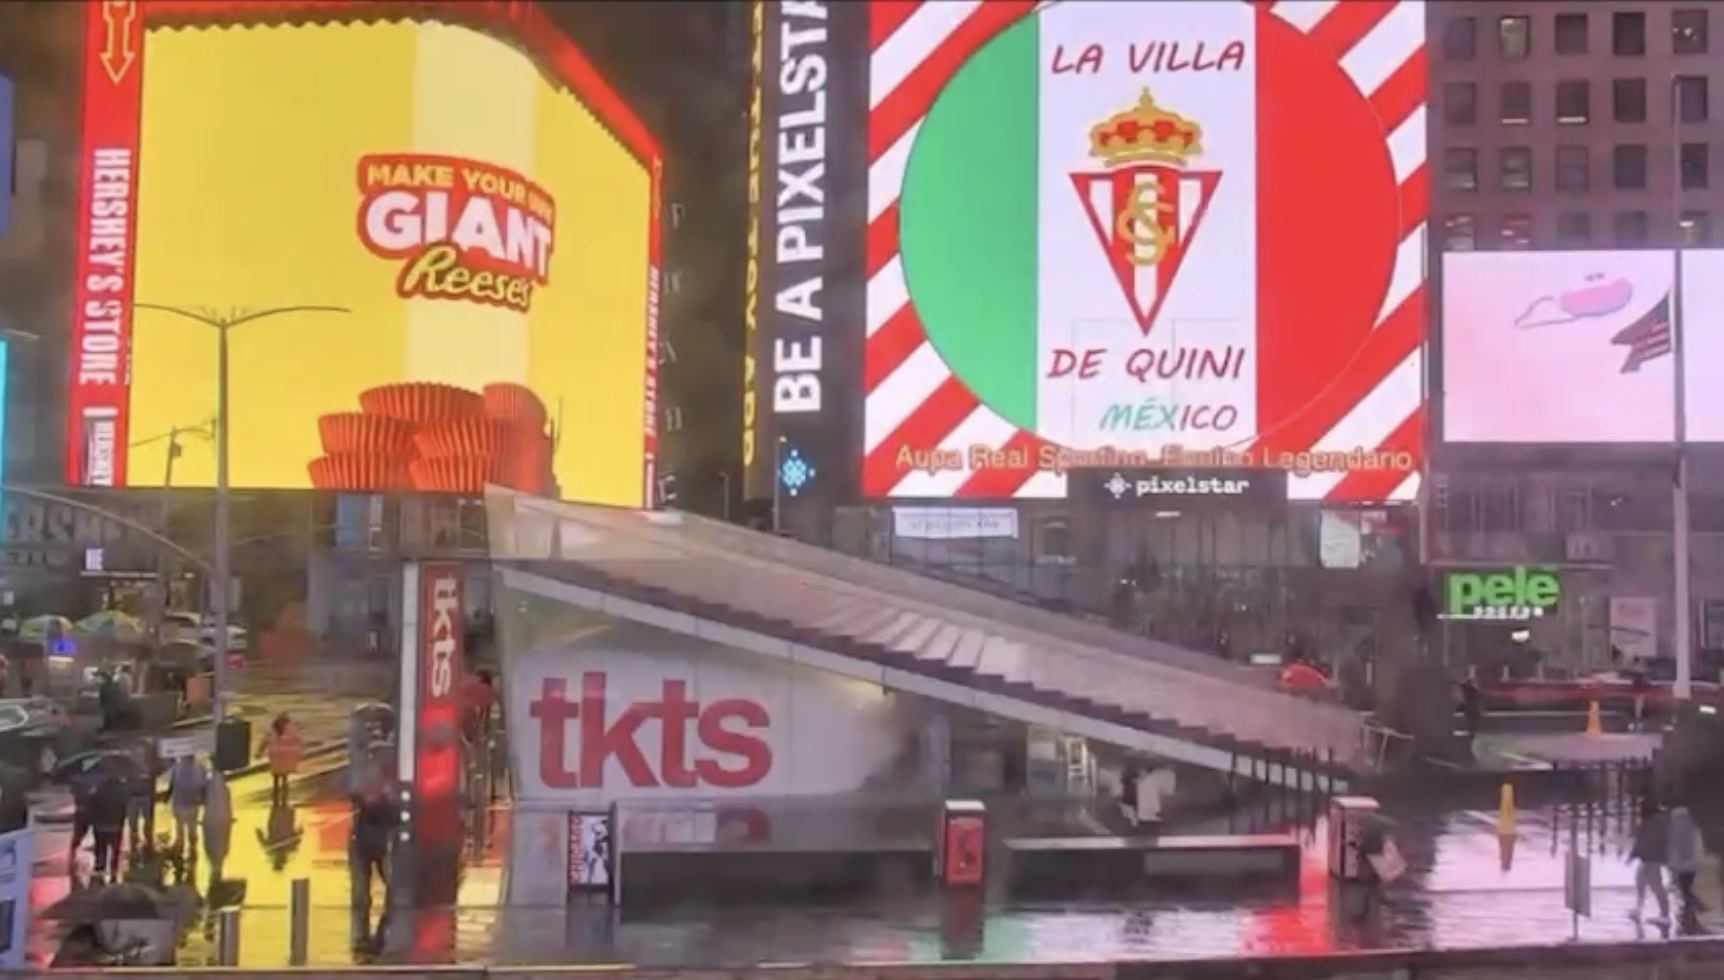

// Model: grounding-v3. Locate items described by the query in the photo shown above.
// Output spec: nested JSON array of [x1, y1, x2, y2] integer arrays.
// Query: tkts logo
[[357, 154, 556, 312], [1072, 89, 1219, 335]]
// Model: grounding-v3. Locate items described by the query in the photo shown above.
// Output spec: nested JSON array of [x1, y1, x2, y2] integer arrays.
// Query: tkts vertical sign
[[400, 561, 464, 904], [68, 1, 144, 487]]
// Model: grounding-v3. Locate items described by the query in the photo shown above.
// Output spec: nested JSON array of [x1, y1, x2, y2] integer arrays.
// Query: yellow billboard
[[70, 1, 661, 506]]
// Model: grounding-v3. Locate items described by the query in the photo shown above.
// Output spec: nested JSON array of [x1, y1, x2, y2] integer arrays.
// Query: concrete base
[[1003, 833, 1300, 899], [617, 849, 932, 909]]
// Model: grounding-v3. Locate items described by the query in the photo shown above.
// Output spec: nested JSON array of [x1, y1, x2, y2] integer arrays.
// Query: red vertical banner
[[68, 0, 145, 486], [415, 562, 465, 862]]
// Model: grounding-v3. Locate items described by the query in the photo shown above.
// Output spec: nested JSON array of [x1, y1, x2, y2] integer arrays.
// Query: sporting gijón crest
[[1071, 88, 1219, 336]]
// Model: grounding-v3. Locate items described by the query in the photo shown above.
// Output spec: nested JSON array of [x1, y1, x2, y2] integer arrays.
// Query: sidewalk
[[30, 794, 1724, 968]]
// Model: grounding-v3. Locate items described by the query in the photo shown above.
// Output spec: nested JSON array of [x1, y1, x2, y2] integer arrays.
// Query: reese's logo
[[357, 154, 556, 312]]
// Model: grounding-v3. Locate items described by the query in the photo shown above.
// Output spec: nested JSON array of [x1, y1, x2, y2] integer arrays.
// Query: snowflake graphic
[[779, 449, 816, 497]]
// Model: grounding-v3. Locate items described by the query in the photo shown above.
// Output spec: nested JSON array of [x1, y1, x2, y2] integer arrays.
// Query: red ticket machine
[[937, 800, 986, 888]]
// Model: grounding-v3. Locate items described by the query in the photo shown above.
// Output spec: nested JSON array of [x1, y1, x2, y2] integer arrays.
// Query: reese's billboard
[[71, 0, 661, 506]]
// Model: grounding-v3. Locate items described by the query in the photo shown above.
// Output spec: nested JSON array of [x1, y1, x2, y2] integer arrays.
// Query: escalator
[[485, 488, 1378, 791]]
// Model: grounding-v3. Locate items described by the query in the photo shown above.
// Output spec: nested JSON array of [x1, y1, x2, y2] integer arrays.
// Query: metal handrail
[[484, 490, 1373, 767]]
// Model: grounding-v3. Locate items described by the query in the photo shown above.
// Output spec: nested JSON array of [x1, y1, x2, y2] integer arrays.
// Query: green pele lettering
[[1445, 567, 1562, 616]]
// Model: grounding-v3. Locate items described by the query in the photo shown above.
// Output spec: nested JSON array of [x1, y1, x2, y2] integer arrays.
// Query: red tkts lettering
[[530, 673, 773, 789]]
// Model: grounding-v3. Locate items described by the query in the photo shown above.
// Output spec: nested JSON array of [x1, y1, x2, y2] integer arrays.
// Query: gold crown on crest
[[1088, 89, 1203, 169]]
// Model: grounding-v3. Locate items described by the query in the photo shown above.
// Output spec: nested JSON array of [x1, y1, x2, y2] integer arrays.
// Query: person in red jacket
[[461, 669, 496, 744]]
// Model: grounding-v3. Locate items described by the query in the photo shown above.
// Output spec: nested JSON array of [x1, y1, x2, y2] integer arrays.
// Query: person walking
[[125, 757, 157, 856], [257, 713, 304, 805], [1668, 804, 1705, 931], [350, 775, 397, 951], [66, 763, 100, 874], [1629, 799, 1671, 924], [165, 755, 207, 858], [87, 765, 129, 881], [203, 767, 235, 885]]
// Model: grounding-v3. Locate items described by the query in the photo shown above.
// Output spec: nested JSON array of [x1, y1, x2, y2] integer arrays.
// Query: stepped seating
[[485, 488, 1377, 788]]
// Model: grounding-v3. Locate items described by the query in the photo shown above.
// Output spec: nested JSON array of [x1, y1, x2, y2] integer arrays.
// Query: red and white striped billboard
[[858, 0, 1428, 502]]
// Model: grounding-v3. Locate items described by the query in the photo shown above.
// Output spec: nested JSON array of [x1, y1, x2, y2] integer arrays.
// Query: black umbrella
[[43, 884, 176, 921], [50, 748, 142, 786]]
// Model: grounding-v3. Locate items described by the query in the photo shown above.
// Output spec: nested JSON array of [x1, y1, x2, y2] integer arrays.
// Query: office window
[[1444, 82, 1478, 126], [1682, 142, 1710, 189], [1443, 16, 1477, 61], [1500, 147, 1533, 191], [1500, 215, 1533, 250], [1614, 78, 1648, 122], [1500, 81, 1532, 124], [1674, 9, 1709, 55], [1615, 210, 1650, 246], [1614, 11, 1647, 55], [1682, 211, 1712, 245], [1557, 212, 1592, 245], [1555, 80, 1591, 124], [1614, 144, 1648, 189], [1676, 76, 1710, 122], [1444, 148, 1479, 191], [1444, 214, 1477, 252], [1556, 146, 1590, 191], [1499, 16, 1531, 59], [1555, 13, 1589, 55]]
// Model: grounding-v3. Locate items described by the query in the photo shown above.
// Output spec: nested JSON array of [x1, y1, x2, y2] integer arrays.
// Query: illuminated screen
[[862, 0, 1427, 502], [70, 1, 660, 505], [1443, 250, 1724, 445]]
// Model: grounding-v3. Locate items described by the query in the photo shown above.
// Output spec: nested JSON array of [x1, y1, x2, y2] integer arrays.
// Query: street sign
[[158, 730, 214, 760]]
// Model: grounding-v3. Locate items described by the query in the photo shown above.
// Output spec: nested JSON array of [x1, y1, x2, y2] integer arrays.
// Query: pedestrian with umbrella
[[44, 882, 194, 965]]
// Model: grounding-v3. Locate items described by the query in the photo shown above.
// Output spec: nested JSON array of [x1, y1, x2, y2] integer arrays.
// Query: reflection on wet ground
[[34, 779, 1717, 967], [24, 654, 1708, 967]]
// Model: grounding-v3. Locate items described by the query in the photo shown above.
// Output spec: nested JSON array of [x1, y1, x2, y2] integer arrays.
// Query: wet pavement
[[22, 653, 1721, 967], [28, 780, 1724, 967]]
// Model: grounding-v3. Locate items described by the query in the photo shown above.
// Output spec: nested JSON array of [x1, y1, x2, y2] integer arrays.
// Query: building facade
[[1434, 3, 1721, 251], [1431, 2, 1724, 671]]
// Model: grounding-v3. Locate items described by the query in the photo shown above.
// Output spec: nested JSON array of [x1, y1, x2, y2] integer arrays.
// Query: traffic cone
[[1586, 699, 1603, 737], [1496, 781, 1516, 838]]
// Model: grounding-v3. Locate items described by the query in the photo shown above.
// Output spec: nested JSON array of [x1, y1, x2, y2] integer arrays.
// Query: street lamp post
[[1670, 74, 1694, 701], [132, 304, 351, 721]]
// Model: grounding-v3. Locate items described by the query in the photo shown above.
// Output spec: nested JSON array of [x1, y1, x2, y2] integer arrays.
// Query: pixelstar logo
[[529, 673, 773, 790], [357, 153, 556, 312]]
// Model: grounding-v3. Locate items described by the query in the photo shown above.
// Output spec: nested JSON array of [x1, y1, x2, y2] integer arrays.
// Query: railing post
[[217, 909, 241, 966], [289, 877, 310, 966]]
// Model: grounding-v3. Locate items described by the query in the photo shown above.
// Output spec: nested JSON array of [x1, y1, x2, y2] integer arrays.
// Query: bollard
[[1497, 781, 1516, 838], [217, 908, 241, 966], [288, 878, 310, 966], [470, 796, 488, 863]]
